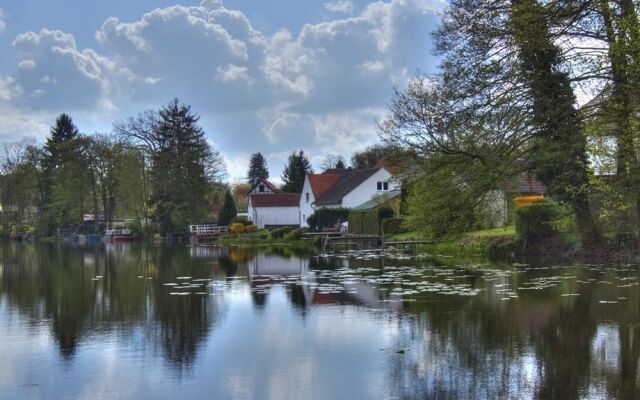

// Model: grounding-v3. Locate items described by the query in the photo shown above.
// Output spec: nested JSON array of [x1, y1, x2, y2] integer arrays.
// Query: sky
[[0, 0, 444, 182]]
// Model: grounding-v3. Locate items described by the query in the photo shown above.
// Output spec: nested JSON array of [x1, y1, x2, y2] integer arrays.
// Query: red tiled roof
[[250, 193, 301, 208], [307, 170, 348, 198], [503, 172, 547, 194]]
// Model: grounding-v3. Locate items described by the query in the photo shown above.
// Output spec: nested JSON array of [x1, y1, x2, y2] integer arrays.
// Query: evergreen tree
[[218, 190, 237, 225], [335, 159, 346, 169], [247, 152, 269, 186], [281, 150, 313, 192], [150, 99, 212, 234]]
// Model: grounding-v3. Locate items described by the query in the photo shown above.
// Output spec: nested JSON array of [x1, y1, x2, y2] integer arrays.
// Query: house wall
[[299, 178, 315, 227], [342, 169, 399, 208], [250, 206, 300, 228]]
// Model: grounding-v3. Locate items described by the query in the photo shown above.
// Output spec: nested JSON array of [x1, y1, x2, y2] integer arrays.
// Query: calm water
[[1, 243, 639, 399]]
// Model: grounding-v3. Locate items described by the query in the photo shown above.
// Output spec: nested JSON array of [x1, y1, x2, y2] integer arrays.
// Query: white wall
[[299, 177, 315, 227], [342, 168, 399, 208], [250, 206, 300, 228]]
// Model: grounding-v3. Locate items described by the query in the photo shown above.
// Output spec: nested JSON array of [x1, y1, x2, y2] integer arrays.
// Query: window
[[377, 182, 382, 191], [377, 181, 389, 191], [259, 184, 265, 192], [306, 192, 310, 203]]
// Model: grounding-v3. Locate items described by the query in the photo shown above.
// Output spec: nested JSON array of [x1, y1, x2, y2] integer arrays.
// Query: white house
[[248, 193, 301, 228], [299, 167, 398, 227]]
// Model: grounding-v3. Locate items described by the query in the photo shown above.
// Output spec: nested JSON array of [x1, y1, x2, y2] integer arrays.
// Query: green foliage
[[349, 210, 380, 234], [281, 150, 313, 192], [218, 191, 237, 226], [515, 202, 559, 240], [307, 208, 349, 231], [381, 218, 406, 235], [270, 226, 293, 239], [377, 206, 395, 221], [247, 152, 269, 186], [404, 170, 481, 239], [284, 227, 310, 240]]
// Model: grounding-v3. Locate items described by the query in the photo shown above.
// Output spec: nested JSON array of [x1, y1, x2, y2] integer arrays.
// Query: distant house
[[299, 167, 399, 227], [247, 179, 280, 196], [248, 193, 301, 228], [485, 171, 548, 227]]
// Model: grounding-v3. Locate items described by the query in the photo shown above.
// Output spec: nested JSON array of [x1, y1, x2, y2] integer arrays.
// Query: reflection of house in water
[[246, 253, 402, 312]]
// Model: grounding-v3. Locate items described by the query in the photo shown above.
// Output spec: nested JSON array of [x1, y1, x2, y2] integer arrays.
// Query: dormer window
[[377, 181, 389, 191]]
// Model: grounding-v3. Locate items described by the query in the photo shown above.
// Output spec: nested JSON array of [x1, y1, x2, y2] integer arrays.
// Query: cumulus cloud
[[0, 0, 444, 177], [324, 1, 355, 15]]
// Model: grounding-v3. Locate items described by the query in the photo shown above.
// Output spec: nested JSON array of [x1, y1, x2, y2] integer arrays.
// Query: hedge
[[270, 226, 294, 239], [381, 218, 406, 235], [229, 223, 244, 235], [349, 210, 380, 234], [515, 201, 558, 240], [307, 208, 350, 231]]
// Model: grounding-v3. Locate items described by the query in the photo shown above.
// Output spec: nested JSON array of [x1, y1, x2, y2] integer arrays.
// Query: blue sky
[[0, 0, 444, 181]]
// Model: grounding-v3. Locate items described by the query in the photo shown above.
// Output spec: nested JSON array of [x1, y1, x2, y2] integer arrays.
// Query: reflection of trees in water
[[0, 243, 226, 369], [384, 266, 640, 400]]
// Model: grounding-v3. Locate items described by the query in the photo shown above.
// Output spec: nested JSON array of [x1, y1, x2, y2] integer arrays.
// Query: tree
[[218, 190, 237, 226], [116, 99, 226, 234], [321, 154, 346, 170], [247, 152, 269, 186], [281, 150, 313, 192], [351, 145, 388, 169]]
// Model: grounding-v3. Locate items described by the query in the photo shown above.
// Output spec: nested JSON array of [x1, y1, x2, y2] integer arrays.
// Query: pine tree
[[281, 150, 313, 192], [150, 99, 212, 234], [218, 190, 237, 225], [247, 152, 269, 186]]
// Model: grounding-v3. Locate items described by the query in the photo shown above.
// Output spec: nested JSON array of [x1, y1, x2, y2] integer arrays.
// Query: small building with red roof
[[248, 193, 301, 228]]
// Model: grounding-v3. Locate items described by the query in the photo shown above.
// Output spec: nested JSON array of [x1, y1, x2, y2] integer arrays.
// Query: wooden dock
[[303, 232, 432, 254]]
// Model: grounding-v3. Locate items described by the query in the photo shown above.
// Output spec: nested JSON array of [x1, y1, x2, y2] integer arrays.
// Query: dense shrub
[[307, 208, 350, 231], [515, 201, 558, 240], [284, 227, 310, 240], [244, 224, 257, 233], [377, 206, 395, 221], [381, 218, 406, 235], [349, 210, 380, 234], [229, 223, 244, 235], [270, 226, 293, 239]]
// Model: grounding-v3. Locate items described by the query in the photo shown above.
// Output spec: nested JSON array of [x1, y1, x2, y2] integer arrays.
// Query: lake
[[0, 242, 639, 399]]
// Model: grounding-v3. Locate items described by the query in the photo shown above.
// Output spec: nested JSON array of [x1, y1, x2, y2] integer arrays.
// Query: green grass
[[467, 226, 515, 238]]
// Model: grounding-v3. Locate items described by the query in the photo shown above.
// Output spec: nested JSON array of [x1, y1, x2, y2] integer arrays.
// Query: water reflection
[[1, 243, 640, 399]]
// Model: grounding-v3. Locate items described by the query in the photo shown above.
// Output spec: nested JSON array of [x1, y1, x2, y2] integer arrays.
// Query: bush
[[349, 210, 380, 234], [244, 224, 257, 233], [381, 218, 406, 235], [284, 227, 310, 240], [515, 201, 558, 240], [229, 223, 244, 235], [270, 226, 293, 239], [377, 206, 395, 221], [307, 208, 350, 231]]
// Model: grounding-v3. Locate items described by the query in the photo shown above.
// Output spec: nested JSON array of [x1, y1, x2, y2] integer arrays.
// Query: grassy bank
[[388, 226, 518, 258]]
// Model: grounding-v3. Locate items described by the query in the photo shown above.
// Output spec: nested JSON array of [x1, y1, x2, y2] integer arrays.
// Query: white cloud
[[324, 1, 355, 15], [0, 0, 444, 178], [0, 8, 6, 35]]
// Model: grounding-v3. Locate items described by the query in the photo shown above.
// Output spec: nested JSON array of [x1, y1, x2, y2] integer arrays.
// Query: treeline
[[379, 0, 640, 247], [0, 99, 225, 236]]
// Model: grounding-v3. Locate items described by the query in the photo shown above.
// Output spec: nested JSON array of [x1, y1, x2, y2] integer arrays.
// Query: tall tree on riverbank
[[247, 152, 269, 186], [116, 99, 226, 234], [281, 150, 313, 192], [218, 190, 237, 226]]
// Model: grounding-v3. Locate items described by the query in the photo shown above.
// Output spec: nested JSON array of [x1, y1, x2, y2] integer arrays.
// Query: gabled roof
[[354, 190, 401, 210], [307, 170, 348, 198], [247, 179, 280, 196], [502, 172, 547, 194], [250, 193, 301, 208], [315, 168, 381, 206]]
